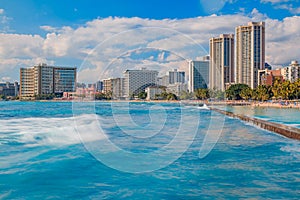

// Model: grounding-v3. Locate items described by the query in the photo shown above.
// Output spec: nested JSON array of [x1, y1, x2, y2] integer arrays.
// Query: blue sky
[[0, 0, 300, 82], [1, 0, 299, 34]]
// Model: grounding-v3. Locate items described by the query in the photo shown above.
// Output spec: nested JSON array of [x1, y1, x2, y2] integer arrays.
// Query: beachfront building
[[258, 69, 283, 86], [0, 82, 19, 97], [123, 68, 158, 99], [209, 34, 234, 91], [169, 69, 185, 84], [53, 67, 77, 93], [20, 63, 76, 99], [103, 78, 125, 99], [281, 61, 300, 83], [188, 60, 209, 92], [166, 83, 188, 97], [20, 67, 35, 99], [145, 86, 165, 100], [236, 22, 265, 89], [157, 75, 169, 87]]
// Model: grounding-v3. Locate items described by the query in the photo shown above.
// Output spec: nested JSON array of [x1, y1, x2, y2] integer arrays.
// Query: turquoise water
[[224, 106, 300, 128], [0, 101, 300, 199]]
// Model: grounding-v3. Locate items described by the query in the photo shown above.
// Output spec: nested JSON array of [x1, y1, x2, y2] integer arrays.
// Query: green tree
[[194, 88, 209, 100], [255, 85, 272, 101], [179, 91, 193, 100], [293, 78, 300, 99], [209, 89, 226, 100], [240, 87, 253, 100], [272, 78, 282, 99], [138, 91, 147, 99], [225, 84, 250, 100], [95, 92, 108, 100], [166, 93, 178, 100]]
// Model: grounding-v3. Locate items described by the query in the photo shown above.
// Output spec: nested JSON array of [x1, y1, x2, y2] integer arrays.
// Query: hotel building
[[169, 69, 185, 84], [209, 34, 234, 91], [20, 63, 76, 99], [281, 60, 300, 83], [188, 60, 209, 92], [123, 68, 158, 98], [236, 22, 265, 89], [103, 78, 125, 99]]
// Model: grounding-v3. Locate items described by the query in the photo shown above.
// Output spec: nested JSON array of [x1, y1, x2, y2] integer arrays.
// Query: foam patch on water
[[280, 143, 300, 155], [0, 114, 106, 147]]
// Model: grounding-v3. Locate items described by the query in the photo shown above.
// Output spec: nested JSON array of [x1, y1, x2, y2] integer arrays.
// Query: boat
[[198, 103, 210, 110]]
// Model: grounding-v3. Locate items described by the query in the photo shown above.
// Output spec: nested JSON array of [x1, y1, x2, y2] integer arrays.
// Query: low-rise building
[[0, 82, 19, 97], [258, 69, 283, 86], [145, 86, 164, 100], [166, 83, 188, 97]]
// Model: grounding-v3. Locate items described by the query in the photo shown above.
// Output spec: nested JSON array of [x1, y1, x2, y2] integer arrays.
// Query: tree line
[[225, 79, 300, 101]]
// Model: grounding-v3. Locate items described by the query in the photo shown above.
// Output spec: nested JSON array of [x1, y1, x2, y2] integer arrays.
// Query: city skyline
[[0, 1, 300, 83]]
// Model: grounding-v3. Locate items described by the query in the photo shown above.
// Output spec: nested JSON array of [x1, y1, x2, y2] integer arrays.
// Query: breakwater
[[211, 108, 300, 141]]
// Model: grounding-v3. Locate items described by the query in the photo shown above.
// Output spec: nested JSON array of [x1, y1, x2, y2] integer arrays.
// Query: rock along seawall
[[211, 108, 300, 141]]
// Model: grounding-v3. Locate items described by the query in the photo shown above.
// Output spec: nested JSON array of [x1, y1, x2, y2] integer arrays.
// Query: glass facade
[[54, 68, 76, 93]]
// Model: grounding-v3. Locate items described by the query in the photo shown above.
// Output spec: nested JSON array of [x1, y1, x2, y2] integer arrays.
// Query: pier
[[211, 108, 300, 141]]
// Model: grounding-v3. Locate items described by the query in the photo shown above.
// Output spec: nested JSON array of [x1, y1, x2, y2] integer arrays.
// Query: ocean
[[0, 101, 299, 199], [224, 106, 300, 128]]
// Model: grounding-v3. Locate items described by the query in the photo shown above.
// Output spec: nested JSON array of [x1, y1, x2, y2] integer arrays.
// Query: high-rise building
[[53, 67, 76, 93], [20, 67, 35, 98], [209, 34, 234, 91], [123, 68, 158, 98], [169, 69, 185, 84], [103, 78, 125, 99], [95, 81, 103, 92], [281, 60, 300, 83], [20, 63, 76, 99], [236, 22, 265, 89], [188, 61, 209, 92]]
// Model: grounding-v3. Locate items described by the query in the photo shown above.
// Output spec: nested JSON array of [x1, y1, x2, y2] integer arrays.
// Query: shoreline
[[2, 99, 300, 109]]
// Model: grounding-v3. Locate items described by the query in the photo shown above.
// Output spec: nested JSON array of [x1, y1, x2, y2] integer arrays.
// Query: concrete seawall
[[211, 108, 300, 141]]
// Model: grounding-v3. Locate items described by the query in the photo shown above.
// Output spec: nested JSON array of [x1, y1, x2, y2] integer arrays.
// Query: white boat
[[198, 103, 210, 110]]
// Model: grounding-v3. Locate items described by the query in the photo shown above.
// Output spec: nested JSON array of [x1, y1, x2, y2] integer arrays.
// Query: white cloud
[[0, 76, 11, 82], [261, 0, 300, 14], [40, 25, 58, 32], [0, 8, 13, 33], [0, 11, 300, 82], [261, 0, 290, 3]]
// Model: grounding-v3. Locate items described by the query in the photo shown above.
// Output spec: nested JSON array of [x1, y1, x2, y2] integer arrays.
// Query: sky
[[0, 0, 300, 82]]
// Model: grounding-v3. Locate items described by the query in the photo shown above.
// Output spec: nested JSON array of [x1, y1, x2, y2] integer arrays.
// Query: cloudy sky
[[0, 0, 300, 83]]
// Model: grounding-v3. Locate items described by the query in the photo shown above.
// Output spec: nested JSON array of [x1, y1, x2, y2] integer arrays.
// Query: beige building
[[209, 34, 234, 91], [103, 78, 125, 99], [20, 63, 76, 99], [236, 22, 265, 89], [20, 67, 35, 99]]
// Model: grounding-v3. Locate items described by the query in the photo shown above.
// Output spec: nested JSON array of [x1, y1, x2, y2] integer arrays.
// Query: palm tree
[[240, 87, 253, 100], [194, 88, 209, 100], [272, 79, 280, 99]]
